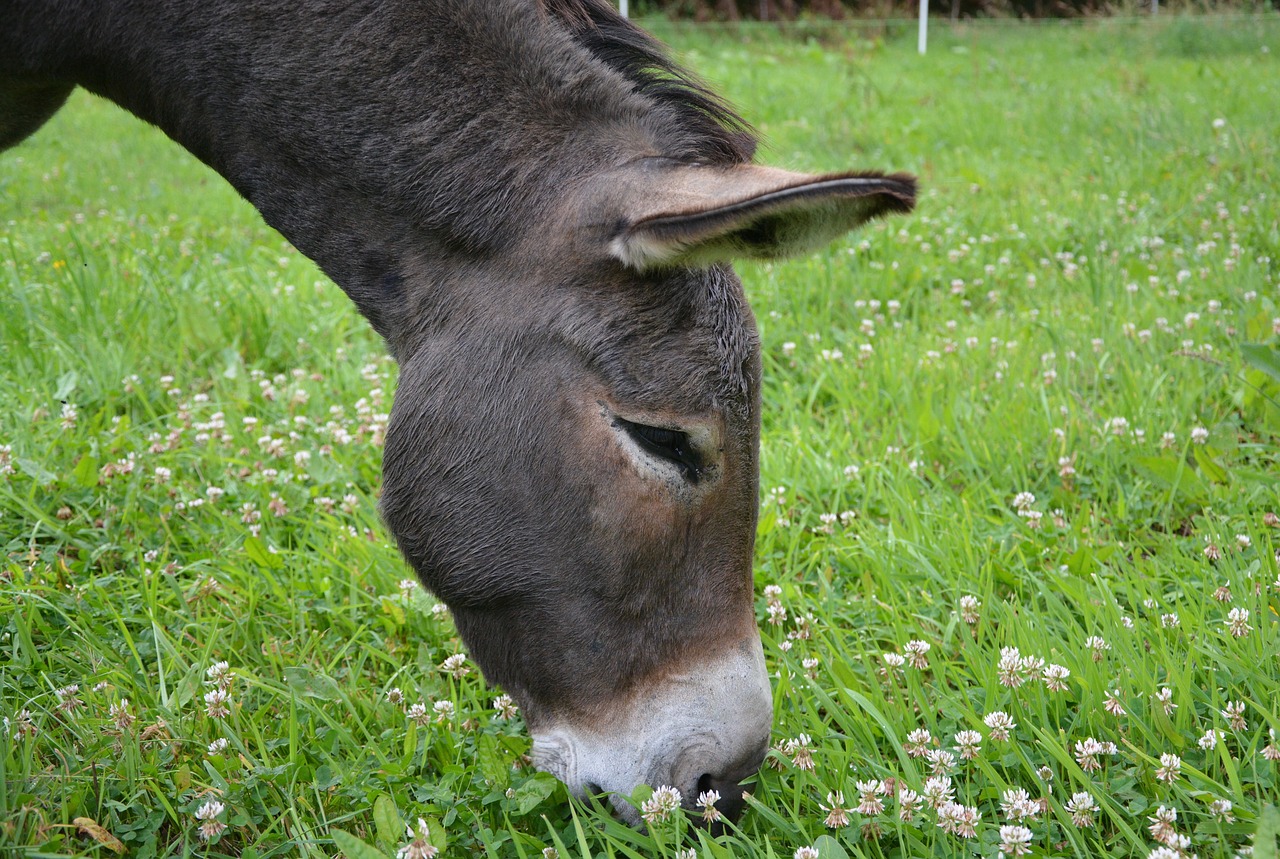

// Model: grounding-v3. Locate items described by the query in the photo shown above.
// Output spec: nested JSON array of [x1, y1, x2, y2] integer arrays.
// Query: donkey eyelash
[[613, 417, 704, 481]]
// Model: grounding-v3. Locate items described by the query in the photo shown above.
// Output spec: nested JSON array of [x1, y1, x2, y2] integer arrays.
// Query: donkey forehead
[[554, 262, 761, 415]]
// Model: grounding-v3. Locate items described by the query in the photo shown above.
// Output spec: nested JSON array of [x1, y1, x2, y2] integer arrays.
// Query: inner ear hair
[[612, 170, 916, 270]]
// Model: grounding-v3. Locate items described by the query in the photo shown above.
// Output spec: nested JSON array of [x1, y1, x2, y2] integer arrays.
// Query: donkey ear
[[609, 166, 916, 270]]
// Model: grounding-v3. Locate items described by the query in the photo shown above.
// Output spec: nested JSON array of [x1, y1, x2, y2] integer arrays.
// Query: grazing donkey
[[1, 0, 914, 824]]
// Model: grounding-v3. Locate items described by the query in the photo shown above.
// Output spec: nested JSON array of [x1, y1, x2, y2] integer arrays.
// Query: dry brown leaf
[[73, 817, 126, 854]]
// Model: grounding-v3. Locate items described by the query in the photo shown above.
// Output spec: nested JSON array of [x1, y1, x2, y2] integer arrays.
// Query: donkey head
[[380, 160, 913, 824]]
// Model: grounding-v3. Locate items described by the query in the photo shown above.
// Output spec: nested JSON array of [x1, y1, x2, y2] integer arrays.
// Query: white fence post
[[620, 0, 629, 17], [918, 0, 929, 54]]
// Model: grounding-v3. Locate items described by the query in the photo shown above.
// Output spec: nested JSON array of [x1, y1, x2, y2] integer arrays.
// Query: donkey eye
[[615, 417, 703, 480]]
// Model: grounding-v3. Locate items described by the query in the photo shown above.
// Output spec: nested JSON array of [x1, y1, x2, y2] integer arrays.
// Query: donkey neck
[[5, 0, 687, 348]]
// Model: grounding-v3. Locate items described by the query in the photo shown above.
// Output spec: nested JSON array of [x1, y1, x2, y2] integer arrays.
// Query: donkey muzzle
[[530, 634, 772, 825]]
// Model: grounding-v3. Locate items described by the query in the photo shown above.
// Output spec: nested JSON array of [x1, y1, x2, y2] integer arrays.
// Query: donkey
[[1, 0, 914, 824]]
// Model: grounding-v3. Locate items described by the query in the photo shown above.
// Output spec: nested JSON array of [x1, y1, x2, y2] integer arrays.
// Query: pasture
[[2, 14, 1279, 859]]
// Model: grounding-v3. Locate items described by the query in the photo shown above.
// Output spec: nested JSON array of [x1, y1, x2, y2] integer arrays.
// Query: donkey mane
[[542, 0, 757, 166]]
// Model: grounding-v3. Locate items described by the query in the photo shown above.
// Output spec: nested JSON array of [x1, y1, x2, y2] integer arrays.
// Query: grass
[[2, 13, 1279, 859]]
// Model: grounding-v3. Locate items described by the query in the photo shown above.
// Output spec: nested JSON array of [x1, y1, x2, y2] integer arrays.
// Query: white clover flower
[[925, 748, 956, 775], [492, 694, 518, 720], [1058, 455, 1076, 478], [936, 801, 980, 838], [1195, 728, 1220, 750], [1042, 663, 1070, 692], [1105, 416, 1129, 436], [640, 785, 682, 824], [787, 733, 815, 771], [696, 789, 721, 823], [921, 776, 954, 809], [1225, 607, 1252, 637], [203, 689, 230, 719], [1262, 729, 1280, 761], [8, 709, 37, 740], [984, 711, 1016, 741], [820, 791, 851, 828], [1155, 753, 1182, 783], [1074, 737, 1104, 772], [897, 788, 922, 821], [1000, 787, 1039, 822], [440, 653, 470, 679], [396, 818, 438, 859], [854, 780, 886, 816], [1064, 792, 1096, 828], [791, 614, 814, 641], [904, 727, 932, 757], [194, 800, 227, 842], [1148, 805, 1177, 844], [109, 698, 135, 732], [205, 661, 232, 690], [903, 639, 930, 669], [997, 647, 1028, 688], [998, 824, 1033, 857], [55, 684, 82, 714], [208, 737, 230, 755], [954, 730, 982, 760]]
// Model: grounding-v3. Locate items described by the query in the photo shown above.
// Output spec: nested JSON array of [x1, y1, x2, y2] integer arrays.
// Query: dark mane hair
[[541, 0, 757, 165]]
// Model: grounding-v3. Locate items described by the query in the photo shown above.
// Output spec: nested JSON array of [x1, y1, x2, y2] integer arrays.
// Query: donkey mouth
[[529, 634, 772, 826]]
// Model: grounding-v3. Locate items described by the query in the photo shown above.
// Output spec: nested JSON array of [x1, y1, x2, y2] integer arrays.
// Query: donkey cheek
[[589, 491, 676, 547]]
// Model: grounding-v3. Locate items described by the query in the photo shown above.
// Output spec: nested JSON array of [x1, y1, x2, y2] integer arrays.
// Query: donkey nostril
[[695, 773, 749, 826]]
